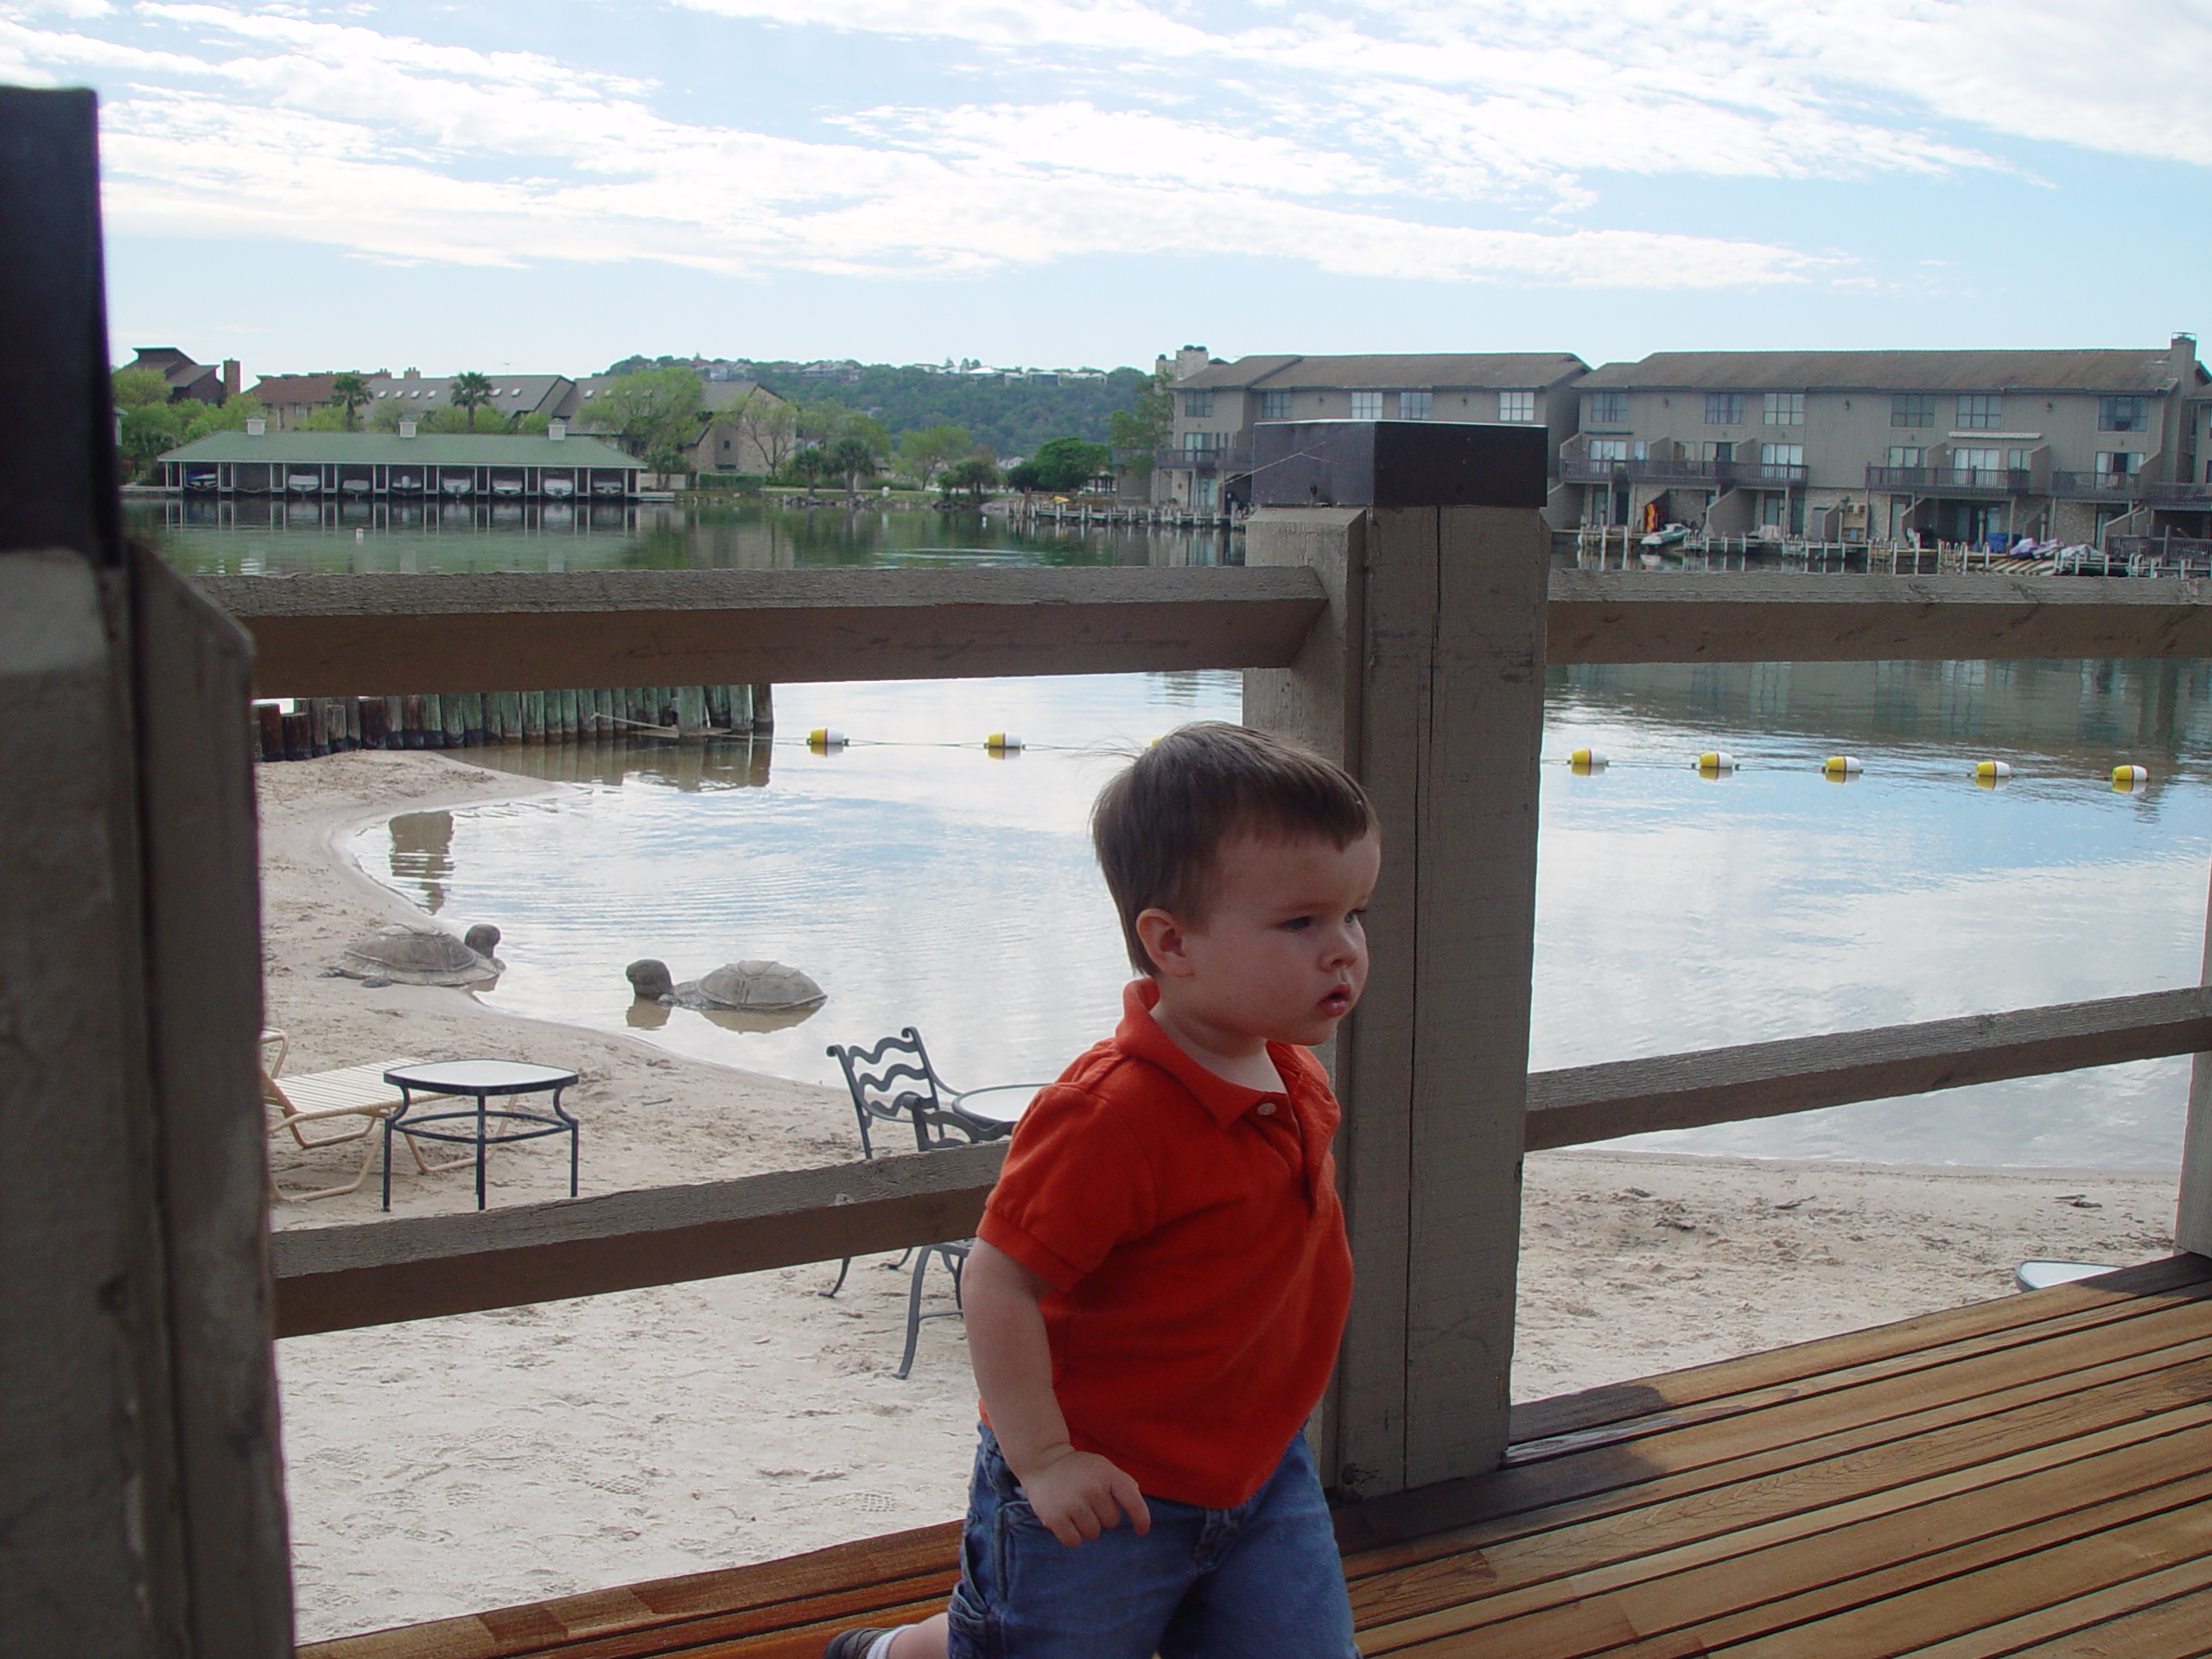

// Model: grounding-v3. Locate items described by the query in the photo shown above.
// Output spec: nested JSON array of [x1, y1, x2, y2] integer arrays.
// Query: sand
[[264, 750, 2183, 1643]]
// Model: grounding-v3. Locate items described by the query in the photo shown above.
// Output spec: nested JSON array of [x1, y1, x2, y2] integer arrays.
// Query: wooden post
[[2178, 857, 2212, 1256], [677, 683, 706, 738], [1243, 422, 1550, 1500], [1, 87, 291, 1655]]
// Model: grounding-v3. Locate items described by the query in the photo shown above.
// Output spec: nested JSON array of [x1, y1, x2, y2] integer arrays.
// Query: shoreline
[[267, 749, 2183, 1643]]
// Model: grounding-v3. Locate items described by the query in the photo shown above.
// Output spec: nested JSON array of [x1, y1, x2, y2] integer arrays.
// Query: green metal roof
[[158, 431, 638, 466]]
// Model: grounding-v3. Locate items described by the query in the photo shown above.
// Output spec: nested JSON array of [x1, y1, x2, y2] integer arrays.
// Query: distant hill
[[601, 355, 1153, 458]]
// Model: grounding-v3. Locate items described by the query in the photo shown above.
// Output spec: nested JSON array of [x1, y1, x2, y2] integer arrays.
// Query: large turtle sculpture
[[336, 923, 503, 987], [628, 960, 827, 1026]]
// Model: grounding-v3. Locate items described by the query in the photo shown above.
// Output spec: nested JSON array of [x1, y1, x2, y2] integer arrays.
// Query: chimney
[[223, 359, 240, 398], [398, 419, 417, 439], [1174, 345, 1211, 380], [245, 416, 266, 436], [549, 418, 567, 441], [404, 366, 419, 379]]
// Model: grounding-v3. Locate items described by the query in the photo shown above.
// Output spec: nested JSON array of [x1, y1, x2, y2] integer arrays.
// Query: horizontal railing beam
[[202, 568, 2212, 696], [270, 1141, 1007, 1338], [1525, 985, 2212, 1151], [1545, 571, 2212, 664], [198, 567, 1331, 697], [271, 986, 2212, 1338]]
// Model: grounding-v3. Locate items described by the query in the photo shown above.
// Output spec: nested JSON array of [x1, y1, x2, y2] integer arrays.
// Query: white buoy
[[1973, 760, 2013, 782], [808, 727, 846, 750], [1822, 755, 1863, 778], [2113, 764, 2149, 785], [1568, 747, 1606, 771], [986, 731, 1023, 753], [1694, 751, 1737, 772], [354, 527, 365, 543]]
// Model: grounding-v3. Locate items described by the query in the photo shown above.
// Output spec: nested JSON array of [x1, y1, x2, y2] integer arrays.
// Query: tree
[[824, 434, 878, 501], [897, 423, 970, 487], [601, 366, 703, 469], [449, 370, 495, 430], [112, 365, 170, 408], [1009, 436, 1112, 493], [938, 452, 1001, 505], [785, 446, 832, 492], [329, 371, 371, 430], [738, 391, 798, 474], [1108, 365, 1174, 478]]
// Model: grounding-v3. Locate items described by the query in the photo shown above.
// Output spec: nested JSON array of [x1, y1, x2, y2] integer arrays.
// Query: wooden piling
[[460, 691, 486, 745], [677, 684, 705, 738], [304, 696, 328, 757], [359, 696, 388, 748], [521, 689, 544, 741], [441, 693, 466, 748], [254, 702, 282, 760], [751, 683, 774, 732], [420, 693, 445, 748], [280, 710, 310, 761]]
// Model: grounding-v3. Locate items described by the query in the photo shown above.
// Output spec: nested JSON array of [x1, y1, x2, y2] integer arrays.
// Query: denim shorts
[[944, 1424, 1358, 1659]]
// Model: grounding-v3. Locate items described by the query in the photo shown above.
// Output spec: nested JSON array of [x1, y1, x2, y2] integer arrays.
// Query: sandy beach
[[266, 750, 2183, 1643]]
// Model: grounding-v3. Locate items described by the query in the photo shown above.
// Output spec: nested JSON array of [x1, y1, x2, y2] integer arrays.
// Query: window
[[1697, 441, 1732, 462], [1399, 390, 1433, 421], [1350, 391, 1382, 421], [1891, 393, 1936, 428], [1953, 448, 2001, 473], [1764, 391, 1804, 426], [2096, 450, 2143, 476], [1498, 390, 1535, 423], [1704, 392, 1745, 426], [1956, 394, 2003, 429], [1587, 390, 1627, 424], [1182, 389, 1213, 418], [1887, 446, 1925, 467], [1181, 430, 1220, 454], [1257, 390, 1293, 421], [2006, 448, 2033, 471], [2100, 395, 2149, 432], [1758, 442, 1804, 468], [1586, 438, 1629, 461]]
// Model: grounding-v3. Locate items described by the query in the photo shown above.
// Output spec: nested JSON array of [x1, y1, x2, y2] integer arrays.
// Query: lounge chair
[[261, 1029, 470, 1203]]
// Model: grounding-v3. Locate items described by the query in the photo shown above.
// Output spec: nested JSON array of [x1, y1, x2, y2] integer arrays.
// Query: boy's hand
[[1013, 1446, 1152, 1547]]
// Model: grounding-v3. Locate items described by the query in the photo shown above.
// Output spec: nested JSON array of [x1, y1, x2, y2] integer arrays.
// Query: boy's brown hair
[[1091, 721, 1377, 975]]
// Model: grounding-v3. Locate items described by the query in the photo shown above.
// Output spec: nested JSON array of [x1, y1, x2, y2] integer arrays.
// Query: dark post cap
[[1249, 420, 1548, 510]]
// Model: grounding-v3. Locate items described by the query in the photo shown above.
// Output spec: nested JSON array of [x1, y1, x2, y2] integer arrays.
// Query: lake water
[[345, 658, 2212, 1173], [143, 502, 2210, 1170]]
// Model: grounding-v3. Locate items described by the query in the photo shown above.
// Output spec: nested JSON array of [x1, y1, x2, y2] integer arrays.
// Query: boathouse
[[155, 428, 644, 499]]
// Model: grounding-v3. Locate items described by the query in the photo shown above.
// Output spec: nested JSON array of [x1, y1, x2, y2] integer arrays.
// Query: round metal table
[[382, 1059, 580, 1211], [947, 1084, 1038, 1128]]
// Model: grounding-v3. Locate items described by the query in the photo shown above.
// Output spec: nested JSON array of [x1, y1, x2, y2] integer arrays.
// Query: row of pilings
[[252, 685, 774, 762]]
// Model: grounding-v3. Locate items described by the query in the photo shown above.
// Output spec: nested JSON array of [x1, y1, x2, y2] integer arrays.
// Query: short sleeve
[[978, 1078, 1157, 1294]]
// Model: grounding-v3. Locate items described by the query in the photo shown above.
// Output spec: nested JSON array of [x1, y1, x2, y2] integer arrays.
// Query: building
[[1567, 340, 2211, 546], [368, 370, 574, 425], [556, 376, 793, 474], [155, 426, 643, 499], [126, 346, 238, 404], [249, 372, 349, 429], [1157, 351, 1590, 519]]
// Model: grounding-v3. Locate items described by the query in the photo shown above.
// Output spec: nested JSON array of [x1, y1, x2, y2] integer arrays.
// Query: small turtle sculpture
[[337, 923, 503, 987], [626, 957, 825, 1012]]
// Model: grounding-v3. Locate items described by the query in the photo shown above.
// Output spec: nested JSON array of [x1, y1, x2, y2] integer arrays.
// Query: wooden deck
[[302, 1255, 2212, 1659]]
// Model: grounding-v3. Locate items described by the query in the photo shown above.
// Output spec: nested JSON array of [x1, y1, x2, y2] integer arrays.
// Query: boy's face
[[1141, 830, 1381, 1052]]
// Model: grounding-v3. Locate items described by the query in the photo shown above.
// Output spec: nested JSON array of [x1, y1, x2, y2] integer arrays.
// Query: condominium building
[[1565, 340, 2209, 544], [1156, 352, 1589, 518]]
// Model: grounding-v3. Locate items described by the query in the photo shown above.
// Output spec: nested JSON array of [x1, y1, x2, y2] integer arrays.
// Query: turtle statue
[[337, 923, 503, 987], [626, 957, 826, 1014]]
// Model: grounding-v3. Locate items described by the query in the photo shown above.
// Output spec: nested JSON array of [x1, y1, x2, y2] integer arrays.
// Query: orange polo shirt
[[976, 979, 1353, 1509]]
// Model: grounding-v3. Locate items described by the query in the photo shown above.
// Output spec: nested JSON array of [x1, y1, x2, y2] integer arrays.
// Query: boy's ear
[[1135, 907, 1195, 978]]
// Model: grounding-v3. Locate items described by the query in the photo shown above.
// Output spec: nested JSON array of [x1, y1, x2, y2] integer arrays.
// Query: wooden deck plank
[[1357, 1430, 2212, 1654], [1900, 1557, 2212, 1659]]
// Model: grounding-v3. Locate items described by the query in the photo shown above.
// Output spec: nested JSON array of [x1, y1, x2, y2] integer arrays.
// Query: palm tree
[[329, 372, 371, 431], [448, 371, 494, 431], [825, 435, 878, 503]]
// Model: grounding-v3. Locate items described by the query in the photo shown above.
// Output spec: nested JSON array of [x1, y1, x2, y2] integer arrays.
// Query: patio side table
[[381, 1059, 580, 1211]]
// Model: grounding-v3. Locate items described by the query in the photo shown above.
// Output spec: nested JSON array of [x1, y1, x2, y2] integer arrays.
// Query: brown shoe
[[823, 1629, 893, 1659]]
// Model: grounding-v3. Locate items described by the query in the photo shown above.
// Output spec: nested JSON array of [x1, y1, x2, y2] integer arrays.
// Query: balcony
[[1155, 443, 1252, 474], [1559, 454, 1730, 486], [1867, 465, 2033, 498], [2051, 470, 2144, 499], [2144, 478, 2212, 507]]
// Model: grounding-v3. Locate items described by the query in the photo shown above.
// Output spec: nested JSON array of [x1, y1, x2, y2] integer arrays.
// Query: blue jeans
[[944, 1424, 1358, 1659]]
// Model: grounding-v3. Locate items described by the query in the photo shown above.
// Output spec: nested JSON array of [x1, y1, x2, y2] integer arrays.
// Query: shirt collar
[[1115, 978, 1292, 1128]]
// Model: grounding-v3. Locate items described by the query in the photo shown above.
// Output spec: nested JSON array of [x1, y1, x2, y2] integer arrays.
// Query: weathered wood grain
[[1545, 569, 2212, 664], [1523, 985, 2212, 1152], [196, 566, 1330, 696], [271, 1142, 1007, 1338]]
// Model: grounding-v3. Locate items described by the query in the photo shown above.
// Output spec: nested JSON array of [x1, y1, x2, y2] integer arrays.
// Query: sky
[[7, 0, 2209, 379]]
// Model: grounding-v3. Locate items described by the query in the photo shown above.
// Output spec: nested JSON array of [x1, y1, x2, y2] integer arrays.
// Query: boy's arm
[[963, 1239, 1150, 1547]]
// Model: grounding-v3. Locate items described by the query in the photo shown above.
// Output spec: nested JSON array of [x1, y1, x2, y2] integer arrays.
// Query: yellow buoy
[[1568, 747, 1606, 772], [1973, 760, 2012, 782], [1694, 751, 1737, 773], [808, 727, 847, 750], [986, 731, 1023, 753], [1823, 755, 1863, 778], [2113, 764, 2149, 785]]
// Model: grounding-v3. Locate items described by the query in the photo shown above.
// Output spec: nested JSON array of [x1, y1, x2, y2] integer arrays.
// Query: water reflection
[[133, 495, 1241, 577], [385, 810, 455, 913], [349, 662, 2212, 1170]]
